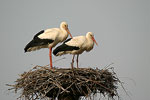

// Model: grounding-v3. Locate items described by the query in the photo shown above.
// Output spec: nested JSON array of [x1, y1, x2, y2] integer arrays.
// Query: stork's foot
[[71, 55, 75, 69], [71, 60, 74, 69], [71, 62, 74, 69], [77, 65, 79, 68], [76, 55, 79, 68], [50, 66, 53, 69]]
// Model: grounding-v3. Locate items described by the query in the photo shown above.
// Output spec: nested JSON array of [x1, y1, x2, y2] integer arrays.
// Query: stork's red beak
[[92, 36, 98, 46], [66, 27, 73, 38]]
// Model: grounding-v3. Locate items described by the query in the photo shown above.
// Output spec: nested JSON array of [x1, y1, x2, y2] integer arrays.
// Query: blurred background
[[0, 0, 149, 100]]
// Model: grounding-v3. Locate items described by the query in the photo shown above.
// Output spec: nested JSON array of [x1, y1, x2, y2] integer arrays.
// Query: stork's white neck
[[85, 34, 94, 51], [59, 26, 68, 42], [60, 25, 67, 33], [60, 25, 64, 30], [86, 35, 94, 44]]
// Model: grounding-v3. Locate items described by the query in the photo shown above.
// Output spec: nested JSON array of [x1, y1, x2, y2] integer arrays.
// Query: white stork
[[53, 32, 98, 68], [24, 22, 73, 69]]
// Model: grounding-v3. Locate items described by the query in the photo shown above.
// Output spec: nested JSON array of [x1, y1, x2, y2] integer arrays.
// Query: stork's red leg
[[49, 47, 53, 69], [76, 55, 79, 68]]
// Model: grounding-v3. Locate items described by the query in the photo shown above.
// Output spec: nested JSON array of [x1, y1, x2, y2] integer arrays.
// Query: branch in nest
[[7, 66, 120, 100]]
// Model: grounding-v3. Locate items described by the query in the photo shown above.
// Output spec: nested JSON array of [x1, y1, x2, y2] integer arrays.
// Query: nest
[[7, 66, 120, 100]]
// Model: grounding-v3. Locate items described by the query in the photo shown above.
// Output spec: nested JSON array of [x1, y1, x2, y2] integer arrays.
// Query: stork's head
[[60, 22, 73, 38], [87, 32, 98, 46]]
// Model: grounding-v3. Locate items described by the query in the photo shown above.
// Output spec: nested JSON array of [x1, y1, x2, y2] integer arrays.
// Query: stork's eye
[[63, 25, 66, 27]]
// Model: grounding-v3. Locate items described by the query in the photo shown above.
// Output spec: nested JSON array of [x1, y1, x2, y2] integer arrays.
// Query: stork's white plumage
[[53, 32, 98, 68], [24, 22, 72, 69]]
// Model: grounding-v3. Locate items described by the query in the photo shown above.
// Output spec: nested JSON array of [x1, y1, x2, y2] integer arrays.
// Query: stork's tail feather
[[24, 40, 36, 52]]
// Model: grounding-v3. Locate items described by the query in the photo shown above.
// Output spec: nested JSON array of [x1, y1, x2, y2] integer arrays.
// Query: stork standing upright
[[24, 22, 73, 69], [53, 32, 98, 68]]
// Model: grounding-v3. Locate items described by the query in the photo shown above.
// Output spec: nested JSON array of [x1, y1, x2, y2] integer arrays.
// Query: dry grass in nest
[[7, 65, 120, 100]]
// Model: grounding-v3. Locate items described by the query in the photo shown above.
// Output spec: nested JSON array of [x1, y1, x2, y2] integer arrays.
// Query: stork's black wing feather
[[53, 43, 79, 56], [24, 37, 54, 52], [63, 38, 72, 43], [33, 30, 45, 39]]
